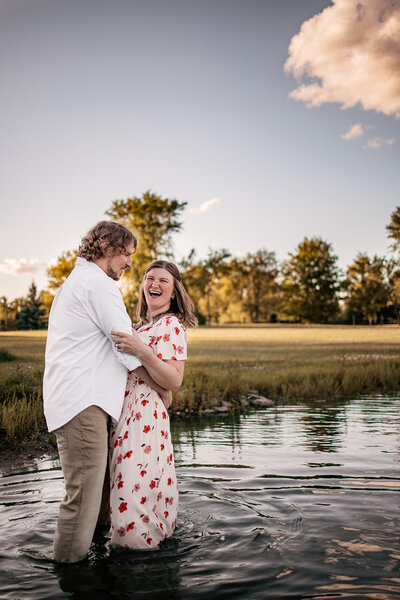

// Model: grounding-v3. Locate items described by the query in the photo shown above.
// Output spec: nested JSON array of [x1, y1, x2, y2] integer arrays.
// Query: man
[[43, 220, 170, 563]]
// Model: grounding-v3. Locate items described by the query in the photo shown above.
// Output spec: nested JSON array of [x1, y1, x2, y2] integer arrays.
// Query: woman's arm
[[112, 329, 185, 391], [132, 366, 173, 409]]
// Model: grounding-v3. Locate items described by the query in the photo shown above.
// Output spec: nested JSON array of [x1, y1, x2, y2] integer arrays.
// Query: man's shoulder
[[70, 259, 117, 292]]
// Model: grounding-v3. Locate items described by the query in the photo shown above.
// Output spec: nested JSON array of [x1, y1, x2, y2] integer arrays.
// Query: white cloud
[[189, 197, 221, 215], [341, 123, 364, 140], [0, 258, 41, 275], [285, 0, 400, 118], [363, 137, 395, 149]]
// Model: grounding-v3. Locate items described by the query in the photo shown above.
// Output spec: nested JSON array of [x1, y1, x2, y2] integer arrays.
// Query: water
[[0, 395, 399, 599]]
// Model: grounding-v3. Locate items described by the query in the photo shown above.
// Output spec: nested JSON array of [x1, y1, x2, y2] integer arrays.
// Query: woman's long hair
[[135, 260, 198, 329]]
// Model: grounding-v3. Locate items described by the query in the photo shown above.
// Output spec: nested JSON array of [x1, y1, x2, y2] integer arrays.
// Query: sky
[[1, 0, 399, 300]]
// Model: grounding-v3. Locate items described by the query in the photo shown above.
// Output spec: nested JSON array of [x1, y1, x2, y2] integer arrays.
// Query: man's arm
[[86, 277, 141, 371]]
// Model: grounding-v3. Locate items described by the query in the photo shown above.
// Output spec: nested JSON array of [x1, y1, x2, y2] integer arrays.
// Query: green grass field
[[0, 325, 399, 444]]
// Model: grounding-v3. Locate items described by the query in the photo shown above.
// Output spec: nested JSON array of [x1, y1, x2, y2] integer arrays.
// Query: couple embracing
[[43, 220, 197, 563]]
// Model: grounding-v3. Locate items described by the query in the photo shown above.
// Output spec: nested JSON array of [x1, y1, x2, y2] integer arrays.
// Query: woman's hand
[[111, 329, 145, 357]]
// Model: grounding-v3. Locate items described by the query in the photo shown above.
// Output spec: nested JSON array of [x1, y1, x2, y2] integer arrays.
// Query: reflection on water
[[0, 395, 399, 599]]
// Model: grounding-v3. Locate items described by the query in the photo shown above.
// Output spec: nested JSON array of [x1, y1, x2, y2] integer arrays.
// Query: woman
[[109, 260, 197, 549]]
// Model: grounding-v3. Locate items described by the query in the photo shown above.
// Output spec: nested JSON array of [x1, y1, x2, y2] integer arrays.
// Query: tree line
[[2, 191, 400, 329]]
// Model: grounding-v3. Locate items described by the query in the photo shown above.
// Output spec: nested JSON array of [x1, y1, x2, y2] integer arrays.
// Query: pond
[[0, 395, 399, 599]]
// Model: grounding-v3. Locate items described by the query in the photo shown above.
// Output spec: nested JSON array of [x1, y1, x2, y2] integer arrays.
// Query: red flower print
[[144, 445, 151, 454], [171, 356, 177, 360], [164, 432, 169, 440], [118, 501, 128, 513], [163, 334, 170, 342], [136, 412, 142, 420], [160, 444, 165, 451], [149, 336, 157, 346], [140, 496, 147, 504], [138, 379, 145, 385], [123, 431, 128, 439], [177, 345, 184, 354], [140, 470, 147, 477], [117, 481, 124, 489], [165, 497, 170, 505], [117, 527, 126, 536], [167, 477, 172, 485], [161, 430, 165, 437], [157, 353, 163, 359], [126, 416, 131, 425], [124, 390, 129, 397], [124, 450, 133, 459], [165, 317, 171, 325], [164, 511, 169, 518], [141, 399, 149, 406], [172, 343, 177, 351], [159, 522, 164, 530], [149, 480, 156, 489], [162, 412, 167, 419], [117, 454, 123, 464], [153, 410, 158, 419], [143, 515, 150, 523], [174, 326, 180, 335], [157, 492, 162, 501], [110, 506, 113, 514], [157, 335, 162, 340], [143, 425, 150, 433], [134, 483, 140, 492], [146, 538, 153, 545], [114, 440, 119, 448], [127, 522, 135, 531]]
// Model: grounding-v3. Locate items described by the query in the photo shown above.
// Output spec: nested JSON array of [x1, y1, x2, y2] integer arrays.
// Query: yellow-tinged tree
[[106, 191, 186, 313]]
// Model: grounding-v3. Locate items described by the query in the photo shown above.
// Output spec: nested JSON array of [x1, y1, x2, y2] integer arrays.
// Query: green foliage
[[281, 237, 340, 323], [386, 206, 400, 250], [17, 282, 46, 330], [182, 248, 231, 324], [106, 190, 187, 312], [344, 254, 390, 324], [239, 249, 279, 322]]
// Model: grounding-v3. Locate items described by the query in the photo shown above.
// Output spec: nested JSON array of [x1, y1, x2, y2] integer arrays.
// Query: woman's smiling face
[[143, 267, 175, 318]]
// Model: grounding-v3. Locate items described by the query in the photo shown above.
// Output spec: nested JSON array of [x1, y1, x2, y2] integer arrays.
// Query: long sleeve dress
[[109, 314, 187, 549]]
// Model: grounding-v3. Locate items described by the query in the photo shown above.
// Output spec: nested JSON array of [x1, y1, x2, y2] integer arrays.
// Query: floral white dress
[[109, 315, 187, 549]]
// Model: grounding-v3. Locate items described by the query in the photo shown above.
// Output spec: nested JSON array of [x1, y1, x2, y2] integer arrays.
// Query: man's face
[[104, 243, 135, 281]]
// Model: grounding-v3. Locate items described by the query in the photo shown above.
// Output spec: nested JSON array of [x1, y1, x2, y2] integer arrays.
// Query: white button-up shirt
[[43, 257, 141, 432]]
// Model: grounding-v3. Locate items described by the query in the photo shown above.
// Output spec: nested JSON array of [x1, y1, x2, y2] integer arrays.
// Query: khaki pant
[[53, 405, 110, 563]]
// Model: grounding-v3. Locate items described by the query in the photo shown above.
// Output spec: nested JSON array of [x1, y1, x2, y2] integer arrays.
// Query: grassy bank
[[1, 325, 400, 446]]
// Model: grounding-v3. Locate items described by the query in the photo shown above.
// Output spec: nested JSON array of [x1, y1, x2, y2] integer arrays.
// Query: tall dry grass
[[0, 326, 399, 441]]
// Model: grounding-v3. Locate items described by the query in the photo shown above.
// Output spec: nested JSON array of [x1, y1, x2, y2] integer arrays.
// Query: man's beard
[[106, 264, 124, 281]]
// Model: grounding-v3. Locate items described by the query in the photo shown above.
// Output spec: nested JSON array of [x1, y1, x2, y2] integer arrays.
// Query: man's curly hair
[[78, 221, 137, 262]]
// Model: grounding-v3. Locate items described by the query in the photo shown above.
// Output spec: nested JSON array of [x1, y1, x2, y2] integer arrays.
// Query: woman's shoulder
[[155, 314, 186, 331]]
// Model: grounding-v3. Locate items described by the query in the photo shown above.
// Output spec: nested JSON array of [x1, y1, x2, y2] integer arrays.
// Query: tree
[[281, 237, 340, 323], [17, 281, 46, 330], [0, 296, 9, 330], [239, 249, 280, 322], [182, 249, 231, 324], [386, 206, 400, 250], [344, 254, 390, 324], [47, 250, 78, 291], [106, 190, 187, 311]]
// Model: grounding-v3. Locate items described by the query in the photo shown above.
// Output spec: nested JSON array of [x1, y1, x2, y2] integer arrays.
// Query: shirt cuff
[[120, 354, 141, 371]]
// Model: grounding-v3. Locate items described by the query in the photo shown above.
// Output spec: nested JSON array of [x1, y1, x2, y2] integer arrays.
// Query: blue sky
[[1, 0, 399, 300]]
